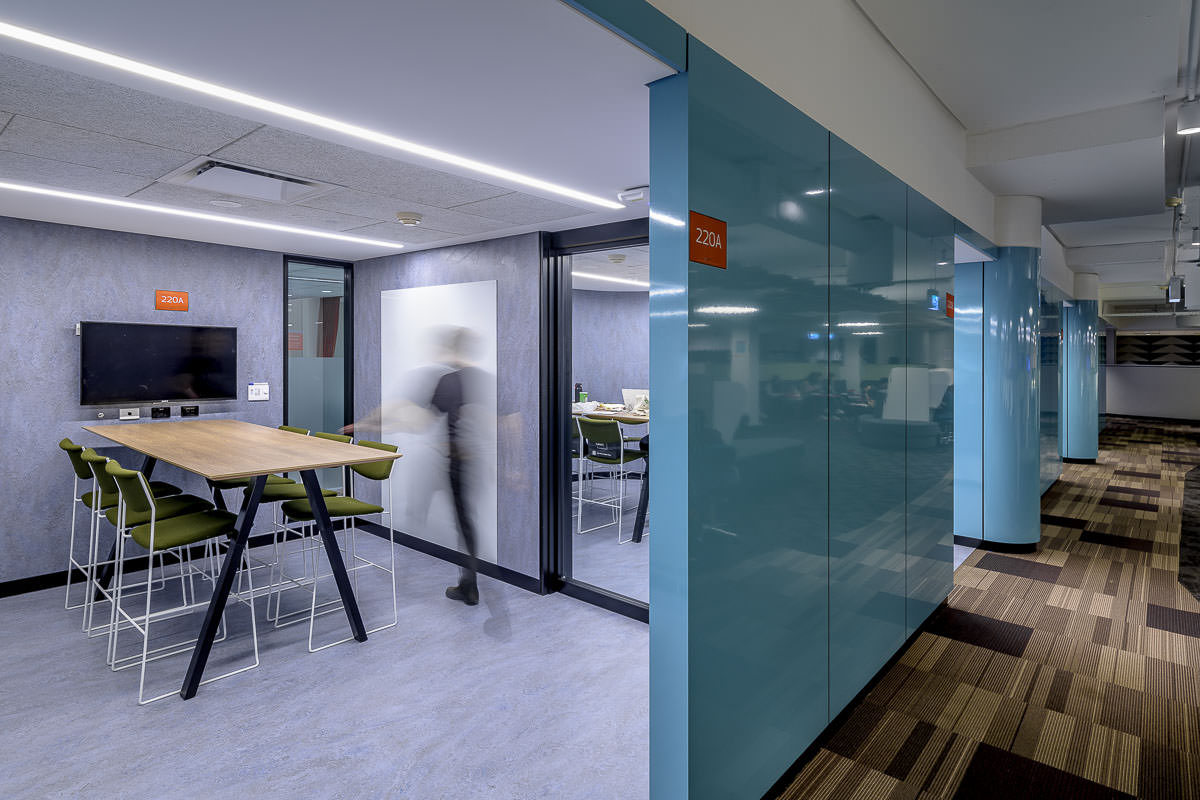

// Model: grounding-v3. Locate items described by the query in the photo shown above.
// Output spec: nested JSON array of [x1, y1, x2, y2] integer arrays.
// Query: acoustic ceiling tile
[[299, 188, 507, 234], [0, 53, 260, 154], [0, 112, 11, 132], [0, 150, 151, 196], [0, 116, 194, 178], [213, 126, 512, 209], [449, 191, 591, 224], [129, 183, 378, 231], [342, 221, 460, 245]]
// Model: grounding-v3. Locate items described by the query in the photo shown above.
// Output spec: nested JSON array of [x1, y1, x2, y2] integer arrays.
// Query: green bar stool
[[105, 459, 258, 704], [75, 447, 182, 636], [60, 439, 182, 614], [577, 417, 645, 544], [278, 440, 400, 652]]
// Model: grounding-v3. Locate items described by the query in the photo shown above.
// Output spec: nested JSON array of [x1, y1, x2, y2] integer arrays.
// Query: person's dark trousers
[[448, 455, 479, 590]]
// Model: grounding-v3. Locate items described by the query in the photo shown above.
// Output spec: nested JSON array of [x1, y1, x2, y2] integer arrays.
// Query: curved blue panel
[[982, 247, 1041, 546], [1039, 283, 1063, 493], [1063, 300, 1099, 460]]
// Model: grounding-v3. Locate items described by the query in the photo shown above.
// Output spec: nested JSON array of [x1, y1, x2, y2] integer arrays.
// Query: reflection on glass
[[286, 261, 347, 487], [567, 245, 650, 603], [1039, 282, 1064, 491]]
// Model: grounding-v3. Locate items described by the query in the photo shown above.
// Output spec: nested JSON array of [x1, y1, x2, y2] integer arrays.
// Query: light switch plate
[[248, 382, 270, 402], [119, 408, 140, 420]]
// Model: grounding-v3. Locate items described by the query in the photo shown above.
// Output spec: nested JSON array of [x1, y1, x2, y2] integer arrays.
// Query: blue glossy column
[[1062, 273, 1099, 460], [982, 245, 1041, 547]]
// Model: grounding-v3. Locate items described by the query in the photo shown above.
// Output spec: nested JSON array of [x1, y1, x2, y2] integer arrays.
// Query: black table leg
[[207, 480, 229, 511], [141, 455, 157, 477], [180, 474, 265, 700], [632, 453, 649, 543], [300, 470, 367, 642]]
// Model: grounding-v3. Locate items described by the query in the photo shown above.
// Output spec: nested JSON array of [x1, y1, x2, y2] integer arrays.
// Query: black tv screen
[[80, 321, 238, 405]]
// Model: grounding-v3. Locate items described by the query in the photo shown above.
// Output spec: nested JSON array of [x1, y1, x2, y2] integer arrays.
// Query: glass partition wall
[[547, 226, 650, 618], [285, 259, 352, 488]]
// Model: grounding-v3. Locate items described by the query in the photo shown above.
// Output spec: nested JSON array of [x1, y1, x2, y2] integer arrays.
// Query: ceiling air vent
[[161, 159, 335, 204]]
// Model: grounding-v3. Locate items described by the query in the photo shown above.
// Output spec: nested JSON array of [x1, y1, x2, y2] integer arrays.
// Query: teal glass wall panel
[[906, 191, 955, 632], [648, 71, 690, 800], [1063, 300, 1099, 460], [1039, 281, 1064, 493], [982, 247, 1041, 546], [953, 263, 984, 541], [827, 136, 907, 715], [685, 39, 830, 800]]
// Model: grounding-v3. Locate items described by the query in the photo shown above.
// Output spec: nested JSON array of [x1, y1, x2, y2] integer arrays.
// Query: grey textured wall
[[572, 289, 649, 404], [354, 233, 542, 578], [0, 216, 283, 583]]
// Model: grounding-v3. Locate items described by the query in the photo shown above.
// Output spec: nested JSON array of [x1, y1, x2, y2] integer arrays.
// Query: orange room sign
[[689, 211, 727, 269], [155, 289, 189, 311]]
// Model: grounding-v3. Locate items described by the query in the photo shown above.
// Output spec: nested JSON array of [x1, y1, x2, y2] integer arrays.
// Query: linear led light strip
[[573, 271, 649, 288], [0, 20, 622, 211], [0, 180, 402, 247]]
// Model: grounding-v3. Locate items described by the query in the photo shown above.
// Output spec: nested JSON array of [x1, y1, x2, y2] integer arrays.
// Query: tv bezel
[[78, 320, 239, 406]]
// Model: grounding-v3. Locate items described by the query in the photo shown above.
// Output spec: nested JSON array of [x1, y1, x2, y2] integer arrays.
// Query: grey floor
[[952, 543, 974, 570], [0, 535, 648, 800], [570, 474, 649, 603]]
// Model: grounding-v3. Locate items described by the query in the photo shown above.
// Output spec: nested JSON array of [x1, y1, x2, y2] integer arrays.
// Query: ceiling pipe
[[1178, 0, 1200, 197]]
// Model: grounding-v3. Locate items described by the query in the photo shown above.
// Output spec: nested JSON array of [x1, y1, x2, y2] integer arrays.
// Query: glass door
[[285, 259, 352, 487], [546, 223, 650, 619]]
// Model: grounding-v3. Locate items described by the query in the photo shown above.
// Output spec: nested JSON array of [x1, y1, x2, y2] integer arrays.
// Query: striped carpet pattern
[[774, 417, 1200, 799]]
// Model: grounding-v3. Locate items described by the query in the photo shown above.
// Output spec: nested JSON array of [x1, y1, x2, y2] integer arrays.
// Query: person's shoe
[[445, 583, 479, 606]]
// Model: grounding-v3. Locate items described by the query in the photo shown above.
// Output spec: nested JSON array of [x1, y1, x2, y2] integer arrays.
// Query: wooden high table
[[82, 419, 401, 699]]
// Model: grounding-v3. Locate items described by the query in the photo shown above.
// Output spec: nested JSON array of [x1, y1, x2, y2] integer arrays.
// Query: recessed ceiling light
[[572, 271, 649, 288], [0, 20, 622, 211], [696, 305, 758, 315], [0, 180, 401, 248], [650, 210, 685, 227], [851, 331, 883, 336], [208, 199, 243, 208]]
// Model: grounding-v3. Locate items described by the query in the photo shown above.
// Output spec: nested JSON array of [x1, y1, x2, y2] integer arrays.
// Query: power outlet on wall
[[180, 406, 199, 417]]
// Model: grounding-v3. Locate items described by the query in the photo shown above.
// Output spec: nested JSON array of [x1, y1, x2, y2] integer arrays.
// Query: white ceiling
[[0, 0, 673, 260], [855, 0, 1194, 312]]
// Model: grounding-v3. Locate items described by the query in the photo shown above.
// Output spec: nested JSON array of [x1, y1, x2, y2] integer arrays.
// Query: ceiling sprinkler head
[[396, 212, 423, 226]]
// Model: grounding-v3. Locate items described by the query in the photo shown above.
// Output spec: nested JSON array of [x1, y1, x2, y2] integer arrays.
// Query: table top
[[573, 409, 650, 425], [82, 419, 401, 481]]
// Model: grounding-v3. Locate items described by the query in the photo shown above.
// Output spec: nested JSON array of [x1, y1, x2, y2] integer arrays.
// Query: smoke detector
[[617, 186, 649, 204], [396, 212, 423, 226]]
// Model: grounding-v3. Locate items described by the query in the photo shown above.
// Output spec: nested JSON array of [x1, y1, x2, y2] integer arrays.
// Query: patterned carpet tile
[[773, 418, 1200, 799]]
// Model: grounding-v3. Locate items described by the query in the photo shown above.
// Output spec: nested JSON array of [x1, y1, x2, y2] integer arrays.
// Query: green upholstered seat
[[59, 438, 93, 481], [280, 496, 385, 521], [210, 474, 294, 490], [82, 481, 182, 509], [578, 417, 644, 465], [313, 431, 352, 443], [278, 425, 310, 435], [129, 510, 238, 551], [105, 493, 213, 527], [80, 449, 182, 502], [252, 483, 337, 502], [349, 440, 400, 481]]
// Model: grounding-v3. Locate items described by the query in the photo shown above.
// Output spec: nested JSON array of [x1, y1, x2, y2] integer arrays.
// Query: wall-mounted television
[[80, 321, 238, 406]]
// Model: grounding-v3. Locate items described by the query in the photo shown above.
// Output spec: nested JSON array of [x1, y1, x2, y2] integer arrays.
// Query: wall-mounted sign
[[155, 289, 189, 311], [946, 293, 955, 318], [288, 332, 303, 351], [689, 211, 727, 269]]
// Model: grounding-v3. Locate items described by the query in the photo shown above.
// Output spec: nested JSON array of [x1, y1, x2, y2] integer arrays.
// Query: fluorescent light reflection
[[650, 287, 685, 297], [836, 321, 880, 327], [650, 210, 685, 227], [696, 305, 758, 315], [687, 323, 709, 328], [0, 180, 401, 247], [0, 20, 621, 211], [572, 271, 649, 288], [851, 331, 883, 336], [804, 188, 827, 196]]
